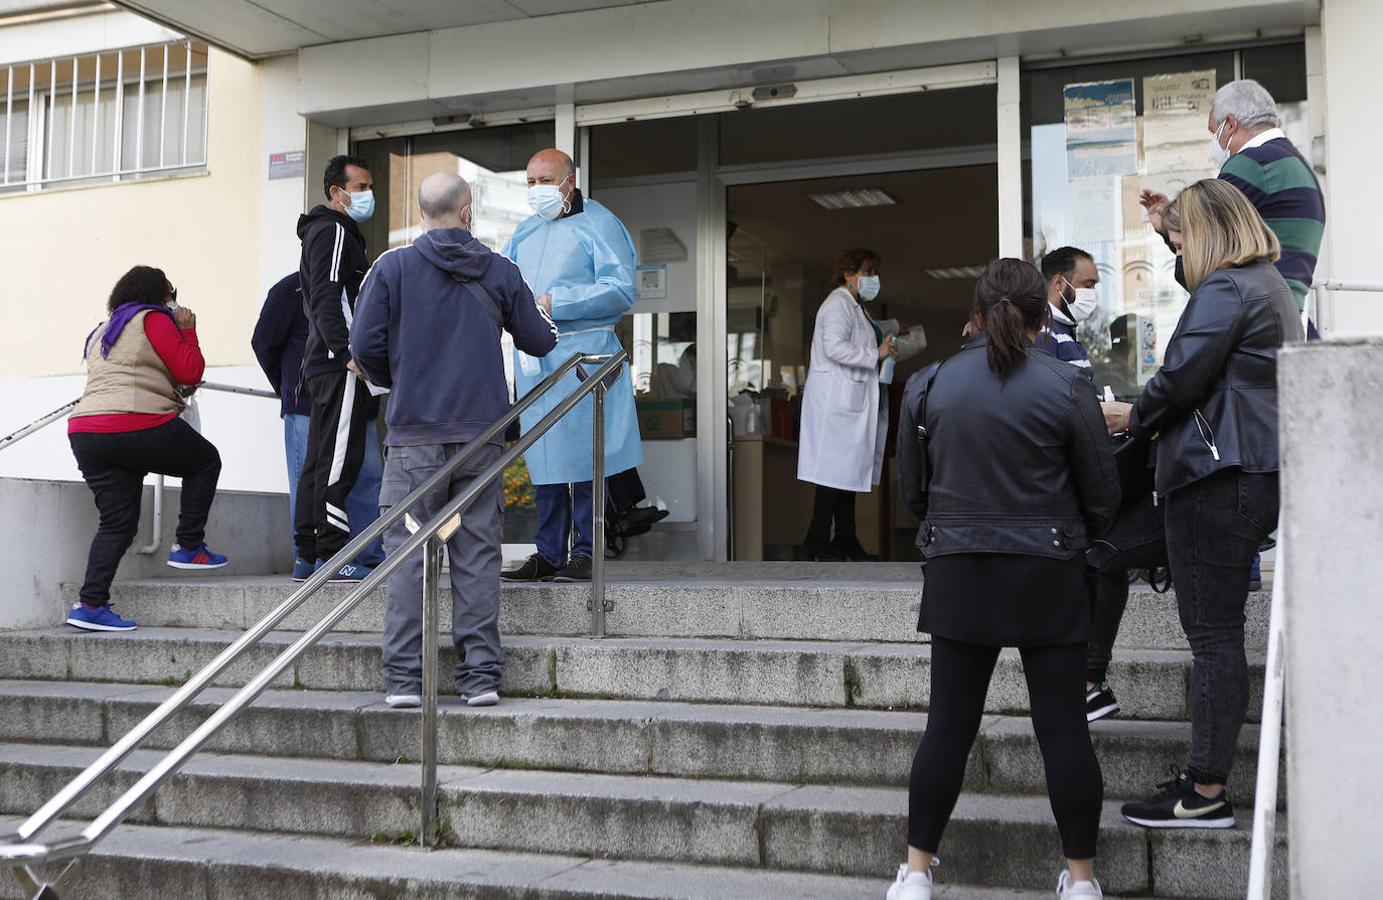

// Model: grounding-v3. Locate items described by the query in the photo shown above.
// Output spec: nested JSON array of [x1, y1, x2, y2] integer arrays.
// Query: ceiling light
[[807, 188, 895, 209], [925, 265, 989, 280]]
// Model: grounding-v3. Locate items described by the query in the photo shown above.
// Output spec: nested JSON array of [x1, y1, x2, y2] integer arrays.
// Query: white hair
[[1210, 79, 1280, 130]]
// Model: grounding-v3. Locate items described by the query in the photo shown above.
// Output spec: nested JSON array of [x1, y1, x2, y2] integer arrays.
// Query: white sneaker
[[885, 861, 936, 900], [385, 693, 422, 708], [466, 690, 500, 707], [1057, 870, 1103, 897]]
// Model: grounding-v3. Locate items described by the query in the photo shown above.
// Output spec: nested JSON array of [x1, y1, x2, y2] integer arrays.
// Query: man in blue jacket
[[501, 148, 642, 583], [250, 272, 383, 580], [351, 171, 558, 709]]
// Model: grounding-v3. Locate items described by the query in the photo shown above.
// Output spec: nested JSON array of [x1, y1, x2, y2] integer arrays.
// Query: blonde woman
[[1104, 178, 1302, 829]]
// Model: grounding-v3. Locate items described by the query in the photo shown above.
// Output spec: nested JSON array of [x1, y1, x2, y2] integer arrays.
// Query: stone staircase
[[0, 564, 1286, 898]]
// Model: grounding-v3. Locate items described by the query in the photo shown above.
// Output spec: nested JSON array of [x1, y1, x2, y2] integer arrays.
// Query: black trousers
[[1085, 492, 1167, 684], [69, 417, 221, 607], [294, 371, 374, 563], [807, 485, 857, 543], [909, 637, 1102, 859]]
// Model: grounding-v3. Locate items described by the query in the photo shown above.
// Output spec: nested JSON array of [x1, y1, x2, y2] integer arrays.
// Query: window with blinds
[[2, 40, 208, 193]]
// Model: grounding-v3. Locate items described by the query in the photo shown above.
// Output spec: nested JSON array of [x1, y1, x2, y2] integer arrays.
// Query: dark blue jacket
[[250, 272, 312, 417], [350, 227, 559, 447]]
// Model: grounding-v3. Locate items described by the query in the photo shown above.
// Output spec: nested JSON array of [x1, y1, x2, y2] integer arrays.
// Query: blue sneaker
[[66, 604, 138, 632], [291, 557, 318, 582], [322, 560, 373, 583], [167, 542, 229, 570]]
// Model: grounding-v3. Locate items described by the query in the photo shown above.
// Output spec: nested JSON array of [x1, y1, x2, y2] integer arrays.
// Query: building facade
[[2, 0, 1379, 559]]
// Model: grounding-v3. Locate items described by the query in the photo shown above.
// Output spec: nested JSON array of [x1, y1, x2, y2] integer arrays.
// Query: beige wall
[[0, 48, 263, 379]]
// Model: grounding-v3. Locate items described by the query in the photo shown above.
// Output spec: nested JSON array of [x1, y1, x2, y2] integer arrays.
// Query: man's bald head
[[526, 148, 575, 196], [418, 171, 473, 230]]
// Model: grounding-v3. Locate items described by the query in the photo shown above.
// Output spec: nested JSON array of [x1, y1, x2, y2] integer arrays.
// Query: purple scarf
[[84, 303, 178, 360]]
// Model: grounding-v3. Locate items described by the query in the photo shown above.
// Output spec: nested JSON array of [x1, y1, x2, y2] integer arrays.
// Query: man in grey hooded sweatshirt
[[351, 171, 558, 708]]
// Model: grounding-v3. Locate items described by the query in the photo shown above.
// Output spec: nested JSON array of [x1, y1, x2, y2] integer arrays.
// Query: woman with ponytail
[[889, 259, 1120, 900]]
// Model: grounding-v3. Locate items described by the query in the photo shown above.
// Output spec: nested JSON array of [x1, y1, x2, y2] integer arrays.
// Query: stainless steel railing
[[0, 381, 279, 557], [0, 351, 624, 896]]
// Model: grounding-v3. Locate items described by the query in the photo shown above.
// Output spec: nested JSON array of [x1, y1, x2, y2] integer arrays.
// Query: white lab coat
[[797, 287, 885, 492]]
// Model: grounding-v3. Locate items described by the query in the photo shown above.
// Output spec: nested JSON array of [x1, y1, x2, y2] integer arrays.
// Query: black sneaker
[[803, 535, 845, 562], [501, 553, 559, 582], [1086, 682, 1120, 723], [551, 555, 592, 583], [1121, 767, 1236, 829]]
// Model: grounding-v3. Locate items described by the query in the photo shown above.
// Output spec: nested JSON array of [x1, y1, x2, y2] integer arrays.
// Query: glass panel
[[1022, 44, 1307, 398], [720, 85, 997, 167], [590, 116, 697, 178]]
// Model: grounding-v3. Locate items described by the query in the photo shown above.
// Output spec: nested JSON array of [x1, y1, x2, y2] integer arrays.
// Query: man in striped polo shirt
[[1142, 78, 1326, 319], [1037, 245, 1100, 385]]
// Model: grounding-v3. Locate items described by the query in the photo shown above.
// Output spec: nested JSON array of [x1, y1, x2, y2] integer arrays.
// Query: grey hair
[[418, 171, 473, 220], [1210, 79, 1280, 130]]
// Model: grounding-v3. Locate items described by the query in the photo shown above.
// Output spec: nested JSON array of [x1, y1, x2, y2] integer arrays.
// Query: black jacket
[[249, 272, 312, 418], [297, 205, 368, 381], [1131, 259, 1302, 496], [897, 338, 1120, 560]]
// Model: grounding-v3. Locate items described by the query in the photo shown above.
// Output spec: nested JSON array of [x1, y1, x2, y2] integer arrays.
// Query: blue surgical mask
[[528, 176, 570, 221], [857, 274, 881, 301], [339, 187, 375, 223]]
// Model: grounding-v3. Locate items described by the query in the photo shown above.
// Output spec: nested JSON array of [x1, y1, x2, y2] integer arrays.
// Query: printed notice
[[1063, 79, 1138, 179], [1144, 70, 1217, 175]]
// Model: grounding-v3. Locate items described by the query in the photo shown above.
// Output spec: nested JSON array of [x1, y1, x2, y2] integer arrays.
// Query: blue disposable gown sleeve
[[547, 214, 638, 322]]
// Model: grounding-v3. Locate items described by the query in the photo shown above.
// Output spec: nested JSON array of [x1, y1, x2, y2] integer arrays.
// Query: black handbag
[[1112, 432, 1155, 504]]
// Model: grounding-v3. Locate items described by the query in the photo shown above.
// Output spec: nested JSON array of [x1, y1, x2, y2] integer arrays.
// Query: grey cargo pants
[[379, 442, 504, 697]]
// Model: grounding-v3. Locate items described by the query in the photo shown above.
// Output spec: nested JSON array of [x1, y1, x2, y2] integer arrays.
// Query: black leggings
[[908, 637, 1102, 859], [806, 485, 857, 543], [69, 417, 221, 606]]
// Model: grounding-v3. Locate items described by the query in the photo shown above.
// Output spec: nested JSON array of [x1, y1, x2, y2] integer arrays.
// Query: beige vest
[[71, 311, 186, 419]]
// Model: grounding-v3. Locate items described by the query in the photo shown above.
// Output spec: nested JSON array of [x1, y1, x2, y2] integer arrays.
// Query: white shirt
[[1239, 127, 1287, 152]]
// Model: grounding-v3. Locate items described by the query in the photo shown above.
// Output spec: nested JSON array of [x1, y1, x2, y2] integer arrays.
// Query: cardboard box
[[637, 399, 694, 439]]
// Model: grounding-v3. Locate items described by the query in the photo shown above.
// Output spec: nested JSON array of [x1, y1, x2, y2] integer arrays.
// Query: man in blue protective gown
[[501, 148, 643, 583]]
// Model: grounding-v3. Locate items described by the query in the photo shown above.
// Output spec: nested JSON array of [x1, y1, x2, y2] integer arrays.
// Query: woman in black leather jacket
[[1104, 178, 1302, 830], [888, 259, 1119, 900]]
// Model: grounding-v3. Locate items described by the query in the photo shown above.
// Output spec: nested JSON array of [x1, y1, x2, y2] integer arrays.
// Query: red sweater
[[69, 316, 205, 434]]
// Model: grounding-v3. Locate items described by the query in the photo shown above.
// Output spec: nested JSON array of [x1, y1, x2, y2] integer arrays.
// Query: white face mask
[[1067, 285, 1099, 323], [336, 186, 375, 223], [527, 175, 570, 221], [1208, 120, 1232, 170], [857, 274, 881, 301]]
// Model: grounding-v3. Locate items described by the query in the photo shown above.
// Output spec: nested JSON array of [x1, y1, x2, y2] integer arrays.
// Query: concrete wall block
[[243, 582, 389, 634], [104, 580, 247, 631], [1116, 589, 1271, 652], [151, 762, 421, 837], [552, 641, 848, 707], [63, 633, 289, 690], [1149, 829, 1289, 899], [105, 696, 362, 761], [498, 586, 590, 637], [0, 760, 152, 823], [440, 772, 774, 867], [0, 634, 70, 680], [0, 691, 106, 745], [737, 587, 922, 643], [845, 645, 929, 710], [0, 855, 212, 900]]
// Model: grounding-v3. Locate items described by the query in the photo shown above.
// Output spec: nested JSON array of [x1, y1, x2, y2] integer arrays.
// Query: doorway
[[725, 164, 997, 560]]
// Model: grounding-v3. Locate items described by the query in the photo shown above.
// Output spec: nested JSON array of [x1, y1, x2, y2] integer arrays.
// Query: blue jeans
[[284, 414, 384, 566], [534, 481, 593, 567]]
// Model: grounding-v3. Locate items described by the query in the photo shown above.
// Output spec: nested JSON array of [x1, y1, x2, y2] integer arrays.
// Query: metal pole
[[1247, 522, 1287, 900], [0, 401, 77, 451], [590, 383, 607, 638], [420, 536, 441, 849], [131, 475, 164, 556]]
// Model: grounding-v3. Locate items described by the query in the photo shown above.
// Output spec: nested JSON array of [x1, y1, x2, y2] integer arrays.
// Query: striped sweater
[[1218, 132, 1325, 311], [1036, 304, 1097, 394]]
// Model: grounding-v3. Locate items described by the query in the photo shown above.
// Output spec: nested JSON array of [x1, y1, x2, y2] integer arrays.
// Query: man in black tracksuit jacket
[[294, 154, 379, 580]]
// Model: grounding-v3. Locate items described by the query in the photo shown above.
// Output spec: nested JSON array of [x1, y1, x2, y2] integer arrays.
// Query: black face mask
[[1174, 255, 1186, 287]]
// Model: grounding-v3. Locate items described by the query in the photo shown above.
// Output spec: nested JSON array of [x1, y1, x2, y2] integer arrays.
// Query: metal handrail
[[0, 351, 624, 893], [0, 382, 278, 559]]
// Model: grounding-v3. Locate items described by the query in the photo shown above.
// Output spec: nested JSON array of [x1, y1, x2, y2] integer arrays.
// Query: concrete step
[[0, 628, 1266, 722], [0, 680, 1282, 806], [81, 572, 1272, 650], [0, 817, 1184, 900], [0, 745, 1287, 897]]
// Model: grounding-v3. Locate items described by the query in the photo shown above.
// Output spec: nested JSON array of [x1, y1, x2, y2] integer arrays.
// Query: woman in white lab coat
[[798, 248, 897, 561]]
